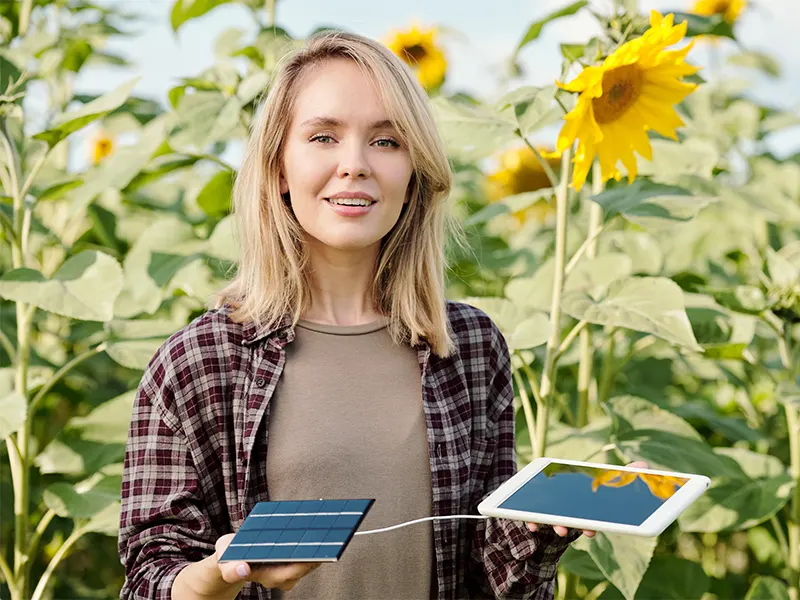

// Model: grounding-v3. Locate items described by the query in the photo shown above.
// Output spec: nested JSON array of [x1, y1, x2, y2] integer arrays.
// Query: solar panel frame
[[219, 498, 375, 564]]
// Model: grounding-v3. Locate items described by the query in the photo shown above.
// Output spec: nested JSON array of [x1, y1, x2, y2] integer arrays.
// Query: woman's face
[[280, 59, 414, 255]]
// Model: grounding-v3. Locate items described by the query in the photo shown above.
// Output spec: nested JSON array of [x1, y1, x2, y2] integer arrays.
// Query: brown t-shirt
[[265, 317, 434, 600]]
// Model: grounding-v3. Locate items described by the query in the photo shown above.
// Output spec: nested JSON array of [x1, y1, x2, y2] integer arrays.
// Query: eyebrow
[[299, 116, 397, 130]]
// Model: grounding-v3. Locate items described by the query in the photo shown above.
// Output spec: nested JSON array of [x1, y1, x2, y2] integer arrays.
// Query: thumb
[[215, 533, 251, 584]]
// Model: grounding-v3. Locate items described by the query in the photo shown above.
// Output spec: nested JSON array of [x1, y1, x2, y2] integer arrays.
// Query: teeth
[[327, 197, 373, 206]]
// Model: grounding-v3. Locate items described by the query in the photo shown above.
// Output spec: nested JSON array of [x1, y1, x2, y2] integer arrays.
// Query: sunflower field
[[0, 0, 799, 599]]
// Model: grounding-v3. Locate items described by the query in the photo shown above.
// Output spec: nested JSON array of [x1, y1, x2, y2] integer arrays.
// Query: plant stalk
[[535, 147, 572, 459], [18, 0, 34, 36], [29, 526, 87, 600], [511, 364, 537, 457], [577, 163, 604, 427]]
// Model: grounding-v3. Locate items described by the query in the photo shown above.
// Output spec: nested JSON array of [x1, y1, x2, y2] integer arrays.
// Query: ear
[[279, 173, 289, 195]]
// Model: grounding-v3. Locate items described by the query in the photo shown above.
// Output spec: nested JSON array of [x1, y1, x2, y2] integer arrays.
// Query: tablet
[[477, 457, 710, 537]]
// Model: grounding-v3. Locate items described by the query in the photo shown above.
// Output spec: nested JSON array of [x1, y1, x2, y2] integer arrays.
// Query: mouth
[[324, 197, 377, 207]]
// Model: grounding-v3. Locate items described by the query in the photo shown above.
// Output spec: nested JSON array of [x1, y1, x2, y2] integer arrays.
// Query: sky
[[67, 0, 800, 162]]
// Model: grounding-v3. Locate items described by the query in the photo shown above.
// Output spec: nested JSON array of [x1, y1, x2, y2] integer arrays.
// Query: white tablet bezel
[[477, 457, 711, 537]]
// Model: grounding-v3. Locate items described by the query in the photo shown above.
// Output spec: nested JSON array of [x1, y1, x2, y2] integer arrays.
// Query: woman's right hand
[[214, 533, 323, 592], [172, 533, 323, 599]]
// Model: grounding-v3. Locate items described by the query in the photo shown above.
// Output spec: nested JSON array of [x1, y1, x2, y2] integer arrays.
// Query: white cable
[[353, 515, 490, 535]]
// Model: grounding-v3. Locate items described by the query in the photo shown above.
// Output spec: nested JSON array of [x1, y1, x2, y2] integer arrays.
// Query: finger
[[582, 530, 596, 538], [215, 534, 251, 584], [627, 460, 649, 469], [526, 523, 539, 532], [553, 526, 569, 537]]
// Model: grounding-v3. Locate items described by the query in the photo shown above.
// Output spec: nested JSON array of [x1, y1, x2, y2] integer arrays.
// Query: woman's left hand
[[525, 461, 650, 539]]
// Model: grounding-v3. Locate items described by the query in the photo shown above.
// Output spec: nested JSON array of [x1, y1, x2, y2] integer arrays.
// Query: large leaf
[[170, 92, 243, 150], [197, 169, 234, 217], [43, 473, 121, 519], [606, 396, 703, 442], [671, 11, 736, 39], [678, 448, 793, 532], [67, 391, 135, 444], [591, 180, 712, 229], [744, 577, 791, 600], [636, 138, 719, 184], [601, 231, 663, 276], [514, 1, 588, 55], [546, 417, 612, 462], [572, 532, 657, 600], [431, 97, 517, 161], [562, 277, 702, 350], [33, 77, 140, 147], [0, 251, 123, 321], [171, 0, 233, 32], [67, 115, 169, 218], [462, 297, 549, 351], [0, 391, 26, 439], [465, 188, 554, 226], [207, 215, 239, 262], [496, 85, 563, 137], [84, 501, 122, 536]]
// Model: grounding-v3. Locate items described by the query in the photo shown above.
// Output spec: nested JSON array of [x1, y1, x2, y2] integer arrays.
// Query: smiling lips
[[324, 191, 376, 216]]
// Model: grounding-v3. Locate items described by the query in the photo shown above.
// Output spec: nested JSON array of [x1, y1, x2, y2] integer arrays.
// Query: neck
[[302, 241, 383, 326]]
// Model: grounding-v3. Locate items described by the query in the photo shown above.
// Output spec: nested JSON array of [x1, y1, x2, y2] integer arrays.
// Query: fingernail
[[236, 564, 248, 577]]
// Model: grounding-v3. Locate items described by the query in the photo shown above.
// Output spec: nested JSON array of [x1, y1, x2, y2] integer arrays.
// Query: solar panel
[[219, 499, 375, 563]]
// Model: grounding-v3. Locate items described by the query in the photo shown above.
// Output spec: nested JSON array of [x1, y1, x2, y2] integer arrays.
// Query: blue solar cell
[[291, 545, 320, 559], [301, 529, 329, 543], [220, 545, 250, 561], [313, 545, 343, 559], [321, 499, 348, 512], [278, 529, 306, 543], [239, 517, 262, 530], [256, 529, 283, 543], [333, 514, 361, 528], [244, 546, 273, 561], [233, 530, 261, 544], [298, 499, 325, 512], [266, 546, 298, 560], [288, 515, 316, 529], [262, 515, 293, 529], [250, 503, 278, 516], [310, 514, 338, 528], [323, 529, 350, 543], [275, 501, 303, 514], [344, 499, 372, 513]]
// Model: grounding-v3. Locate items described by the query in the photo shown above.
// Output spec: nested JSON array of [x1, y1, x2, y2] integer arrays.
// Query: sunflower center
[[592, 63, 644, 125], [402, 44, 428, 62], [708, 0, 731, 14]]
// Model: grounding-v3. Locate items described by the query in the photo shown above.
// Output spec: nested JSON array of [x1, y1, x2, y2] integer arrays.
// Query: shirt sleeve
[[467, 324, 581, 600], [117, 352, 218, 600]]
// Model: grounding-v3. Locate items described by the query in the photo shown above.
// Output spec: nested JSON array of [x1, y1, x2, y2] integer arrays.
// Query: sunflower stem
[[511, 362, 537, 462], [520, 134, 559, 190], [535, 147, 572, 459], [577, 162, 605, 427]]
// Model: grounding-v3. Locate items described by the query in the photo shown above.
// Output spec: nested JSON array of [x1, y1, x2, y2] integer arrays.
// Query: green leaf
[[43, 474, 120, 519], [33, 77, 140, 147], [728, 50, 781, 78], [170, 92, 242, 150], [562, 253, 633, 298], [35, 435, 125, 476], [546, 417, 612, 462], [767, 248, 798, 287], [562, 277, 702, 350], [462, 297, 549, 351], [705, 285, 768, 316], [36, 178, 84, 202], [637, 138, 720, 184], [67, 115, 169, 218], [591, 180, 711, 228], [106, 339, 164, 370], [572, 532, 657, 600], [619, 555, 710, 600], [84, 501, 121, 536], [431, 97, 517, 161], [559, 547, 605, 580], [465, 189, 554, 226], [515, 1, 588, 54], [744, 576, 791, 600], [171, 0, 232, 32], [602, 231, 663, 276], [497, 85, 561, 137], [207, 215, 239, 262], [673, 402, 763, 444], [196, 169, 234, 217], [0, 251, 123, 321], [607, 395, 703, 441], [125, 155, 201, 192], [67, 391, 135, 444], [0, 392, 26, 438], [671, 11, 736, 39]]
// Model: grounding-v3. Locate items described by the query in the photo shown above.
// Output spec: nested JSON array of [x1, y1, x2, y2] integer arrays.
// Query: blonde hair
[[212, 30, 457, 356]]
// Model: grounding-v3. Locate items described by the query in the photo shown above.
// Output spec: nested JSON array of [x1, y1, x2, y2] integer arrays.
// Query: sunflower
[[692, 0, 746, 25], [555, 10, 699, 191], [485, 146, 561, 227], [90, 130, 114, 165], [385, 24, 447, 90], [591, 469, 686, 500]]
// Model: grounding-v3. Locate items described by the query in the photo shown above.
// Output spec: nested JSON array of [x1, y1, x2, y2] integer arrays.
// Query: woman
[[118, 30, 640, 600]]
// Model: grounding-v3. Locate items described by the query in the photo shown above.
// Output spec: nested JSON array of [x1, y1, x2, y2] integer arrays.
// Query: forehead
[[291, 58, 392, 125]]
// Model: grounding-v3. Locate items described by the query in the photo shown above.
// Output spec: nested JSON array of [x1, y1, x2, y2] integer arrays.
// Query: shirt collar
[[221, 304, 294, 347]]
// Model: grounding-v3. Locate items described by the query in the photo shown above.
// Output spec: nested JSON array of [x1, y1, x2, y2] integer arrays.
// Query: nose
[[336, 141, 371, 180]]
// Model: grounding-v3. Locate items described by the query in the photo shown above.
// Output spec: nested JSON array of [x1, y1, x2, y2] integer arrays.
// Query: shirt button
[[255, 377, 266, 387]]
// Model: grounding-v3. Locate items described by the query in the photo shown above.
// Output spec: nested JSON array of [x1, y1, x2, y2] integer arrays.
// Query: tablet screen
[[498, 462, 690, 526]]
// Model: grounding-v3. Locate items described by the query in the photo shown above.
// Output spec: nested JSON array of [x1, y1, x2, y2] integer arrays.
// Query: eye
[[374, 137, 400, 148], [309, 134, 335, 144]]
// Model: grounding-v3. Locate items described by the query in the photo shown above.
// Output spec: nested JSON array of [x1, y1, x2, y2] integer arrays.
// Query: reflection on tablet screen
[[498, 463, 689, 526]]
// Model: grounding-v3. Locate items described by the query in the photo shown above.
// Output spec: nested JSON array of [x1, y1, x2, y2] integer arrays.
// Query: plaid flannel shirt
[[118, 300, 579, 600]]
